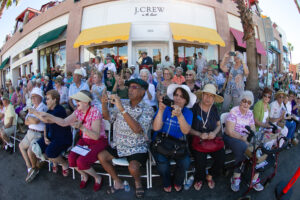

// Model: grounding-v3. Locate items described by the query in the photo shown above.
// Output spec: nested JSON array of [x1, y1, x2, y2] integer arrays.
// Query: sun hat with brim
[[125, 78, 148, 90], [31, 87, 43, 98], [2, 94, 10, 101], [194, 84, 224, 103], [74, 69, 84, 76], [70, 91, 92, 103], [275, 90, 287, 98], [167, 84, 196, 108]]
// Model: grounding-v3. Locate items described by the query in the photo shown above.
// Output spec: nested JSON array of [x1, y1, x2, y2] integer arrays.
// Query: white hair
[[140, 69, 150, 77], [239, 90, 254, 106]]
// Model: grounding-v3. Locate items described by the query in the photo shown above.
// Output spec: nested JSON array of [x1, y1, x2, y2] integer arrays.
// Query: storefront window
[[268, 50, 279, 72], [38, 41, 66, 76], [84, 43, 128, 68], [174, 43, 216, 67]]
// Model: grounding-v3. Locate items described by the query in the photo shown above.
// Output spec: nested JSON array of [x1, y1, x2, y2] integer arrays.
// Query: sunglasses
[[107, 73, 111, 75], [241, 99, 252, 105], [278, 95, 285, 99], [263, 94, 271, 98], [186, 74, 193, 76], [128, 85, 141, 90]]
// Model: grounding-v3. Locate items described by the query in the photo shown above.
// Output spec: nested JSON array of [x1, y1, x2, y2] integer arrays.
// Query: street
[[0, 145, 299, 200]]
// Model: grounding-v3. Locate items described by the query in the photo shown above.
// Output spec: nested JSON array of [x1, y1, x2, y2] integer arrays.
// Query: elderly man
[[99, 78, 154, 198], [161, 55, 173, 68], [75, 62, 87, 78], [68, 69, 89, 111], [0, 95, 17, 152], [195, 52, 207, 73], [19, 87, 48, 182]]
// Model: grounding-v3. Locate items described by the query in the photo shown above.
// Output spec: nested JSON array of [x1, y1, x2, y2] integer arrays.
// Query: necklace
[[200, 102, 212, 129]]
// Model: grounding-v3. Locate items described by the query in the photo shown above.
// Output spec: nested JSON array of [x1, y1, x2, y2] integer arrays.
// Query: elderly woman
[[11, 86, 25, 114], [156, 67, 174, 98], [54, 76, 69, 108], [140, 69, 156, 111], [220, 51, 249, 112], [191, 84, 225, 190], [182, 70, 200, 93], [253, 87, 273, 131], [37, 90, 108, 191], [224, 91, 264, 192], [91, 71, 106, 113], [201, 66, 217, 90], [172, 67, 185, 85], [152, 84, 196, 192], [112, 74, 128, 99]]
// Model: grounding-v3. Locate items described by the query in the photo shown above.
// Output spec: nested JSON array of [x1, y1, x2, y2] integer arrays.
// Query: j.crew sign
[[134, 6, 165, 16]]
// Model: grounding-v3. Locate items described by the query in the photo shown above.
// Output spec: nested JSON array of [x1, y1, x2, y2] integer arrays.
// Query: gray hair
[[140, 69, 150, 77], [176, 67, 183, 72], [235, 51, 244, 63], [239, 90, 254, 106]]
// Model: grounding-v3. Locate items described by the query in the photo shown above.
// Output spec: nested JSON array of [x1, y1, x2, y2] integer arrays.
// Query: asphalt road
[[0, 144, 299, 200]]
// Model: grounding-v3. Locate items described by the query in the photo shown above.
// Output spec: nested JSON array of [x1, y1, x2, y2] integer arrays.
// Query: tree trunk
[[0, 0, 8, 19], [235, 0, 259, 95]]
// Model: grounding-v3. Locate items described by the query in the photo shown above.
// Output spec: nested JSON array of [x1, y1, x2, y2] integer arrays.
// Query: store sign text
[[134, 6, 165, 16]]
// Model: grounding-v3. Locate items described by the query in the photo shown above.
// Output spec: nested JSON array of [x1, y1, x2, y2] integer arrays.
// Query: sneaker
[[25, 168, 39, 183], [231, 177, 241, 192], [252, 178, 264, 191]]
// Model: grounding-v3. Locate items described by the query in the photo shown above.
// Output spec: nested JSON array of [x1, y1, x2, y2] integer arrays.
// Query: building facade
[[0, 0, 273, 87]]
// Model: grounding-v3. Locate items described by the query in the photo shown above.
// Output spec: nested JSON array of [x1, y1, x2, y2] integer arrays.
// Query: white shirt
[[270, 100, 285, 119], [104, 62, 116, 73], [26, 102, 48, 131], [195, 57, 207, 73], [96, 63, 105, 72], [143, 83, 156, 107], [285, 101, 292, 115]]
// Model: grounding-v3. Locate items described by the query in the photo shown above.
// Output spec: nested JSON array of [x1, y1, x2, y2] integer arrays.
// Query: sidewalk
[[0, 145, 299, 200]]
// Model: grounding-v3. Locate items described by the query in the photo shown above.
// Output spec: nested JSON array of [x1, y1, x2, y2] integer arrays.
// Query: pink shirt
[[74, 106, 106, 139], [227, 106, 255, 136]]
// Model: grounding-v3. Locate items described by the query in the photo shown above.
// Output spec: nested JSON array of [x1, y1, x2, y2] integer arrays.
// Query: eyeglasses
[[263, 94, 271, 98], [186, 74, 193, 76], [128, 85, 141, 90], [241, 99, 252, 105], [107, 73, 111, 75], [278, 95, 285, 99]]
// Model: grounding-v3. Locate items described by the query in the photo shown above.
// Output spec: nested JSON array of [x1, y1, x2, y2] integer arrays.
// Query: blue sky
[[0, 0, 299, 64]]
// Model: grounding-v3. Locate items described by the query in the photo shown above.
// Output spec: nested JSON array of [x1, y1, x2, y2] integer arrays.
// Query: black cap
[[125, 78, 148, 90]]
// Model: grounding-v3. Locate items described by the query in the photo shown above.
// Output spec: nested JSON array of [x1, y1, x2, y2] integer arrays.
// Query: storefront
[[75, 1, 225, 74], [268, 40, 281, 72]]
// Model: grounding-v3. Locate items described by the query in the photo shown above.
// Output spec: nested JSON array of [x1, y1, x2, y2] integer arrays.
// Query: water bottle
[[184, 175, 194, 190], [124, 180, 130, 192]]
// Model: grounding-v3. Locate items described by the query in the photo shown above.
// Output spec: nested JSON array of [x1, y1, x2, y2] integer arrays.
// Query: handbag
[[192, 136, 224, 153], [151, 116, 188, 159]]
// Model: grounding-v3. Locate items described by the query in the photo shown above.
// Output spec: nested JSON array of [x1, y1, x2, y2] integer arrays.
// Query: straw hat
[[70, 90, 92, 103], [195, 84, 224, 103], [167, 84, 196, 108], [275, 90, 287, 99]]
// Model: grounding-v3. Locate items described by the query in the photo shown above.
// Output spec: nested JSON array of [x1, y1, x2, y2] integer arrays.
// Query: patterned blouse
[[110, 99, 154, 157], [74, 106, 106, 139], [226, 106, 255, 136], [225, 63, 245, 98], [91, 84, 106, 113]]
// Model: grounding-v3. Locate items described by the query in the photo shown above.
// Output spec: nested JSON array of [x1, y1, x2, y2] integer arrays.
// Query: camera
[[162, 96, 174, 107], [229, 51, 236, 56]]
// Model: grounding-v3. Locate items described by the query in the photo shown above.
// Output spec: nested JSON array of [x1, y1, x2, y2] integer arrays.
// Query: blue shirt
[[68, 81, 90, 106], [153, 106, 193, 139], [46, 105, 72, 145]]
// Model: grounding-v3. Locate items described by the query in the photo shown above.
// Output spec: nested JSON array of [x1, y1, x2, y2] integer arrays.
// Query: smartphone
[[229, 51, 236, 56]]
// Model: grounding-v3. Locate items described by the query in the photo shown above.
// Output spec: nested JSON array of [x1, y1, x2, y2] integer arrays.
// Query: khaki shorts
[[20, 129, 42, 149]]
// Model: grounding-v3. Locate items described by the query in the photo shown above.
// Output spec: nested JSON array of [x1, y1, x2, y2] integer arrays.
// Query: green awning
[[0, 57, 10, 70], [30, 25, 67, 50]]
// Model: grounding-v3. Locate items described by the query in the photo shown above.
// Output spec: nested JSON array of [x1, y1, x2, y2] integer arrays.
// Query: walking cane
[[275, 166, 300, 200]]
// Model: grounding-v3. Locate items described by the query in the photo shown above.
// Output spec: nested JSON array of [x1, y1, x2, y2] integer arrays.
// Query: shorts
[[106, 146, 148, 166], [37, 137, 71, 158], [20, 129, 42, 149], [3, 126, 15, 136]]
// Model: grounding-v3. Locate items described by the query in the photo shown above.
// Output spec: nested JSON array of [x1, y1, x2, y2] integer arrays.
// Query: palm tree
[[0, 0, 20, 19], [288, 42, 294, 64], [234, 0, 258, 93]]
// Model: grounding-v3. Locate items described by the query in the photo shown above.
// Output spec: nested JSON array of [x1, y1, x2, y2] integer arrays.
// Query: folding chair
[[9, 114, 19, 153]]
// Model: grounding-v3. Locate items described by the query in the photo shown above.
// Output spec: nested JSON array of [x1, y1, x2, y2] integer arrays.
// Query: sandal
[[52, 166, 58, 173], [107, 186, 124, 194], [194, 181, 203, 191], [62, 168, 69, 177], [207, 178, 215, 189], [163, 186, 172, 193], [174, 184, 182, 192], [135, 187, 145, 199]]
